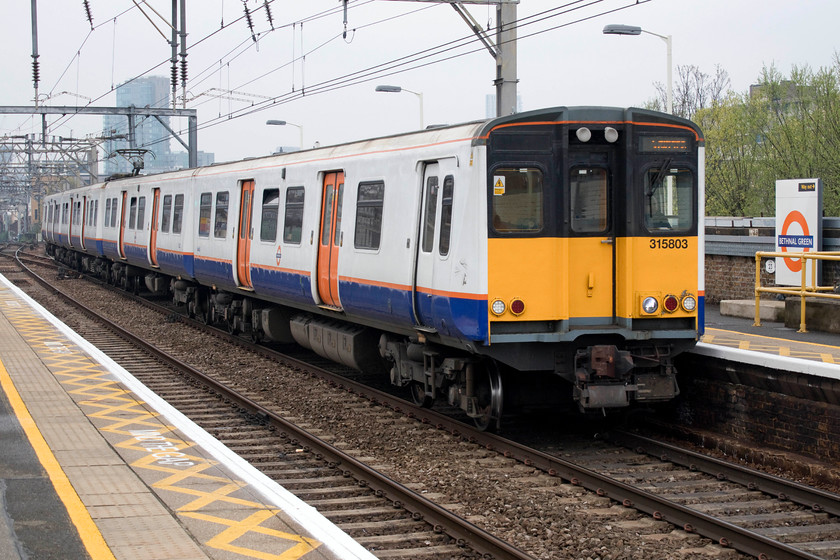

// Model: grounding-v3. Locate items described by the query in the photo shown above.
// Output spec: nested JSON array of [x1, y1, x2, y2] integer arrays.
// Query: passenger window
[[109, 198, 117, 228], [283, 186, 305, 244], [570, 167, 608, 233], [644, 166, 694, 232], [173, 194, 184, 234], [137, 197, 146, 230], [94, 200, 99, 226], [422, 176, 438, 253], [161, 195, 172, 233], [260, 188, 280, 242], [128, 197, 138, 230], [354, 181, 384, 250], [214, 191, 229, 238], [439, 176, 454, 256], [491, 168, 543, 233], [334, 183, 344, 246], [198, 193, 212, 237]]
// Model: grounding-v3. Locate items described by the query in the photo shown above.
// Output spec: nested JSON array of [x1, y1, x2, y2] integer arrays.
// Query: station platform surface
[[2, 270, 838, 560], [699, 303, 840, 377], [0, 274, 377, 560]]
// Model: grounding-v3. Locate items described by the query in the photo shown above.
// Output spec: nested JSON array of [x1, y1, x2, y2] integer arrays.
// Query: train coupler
[[573, 345, 678, 410]]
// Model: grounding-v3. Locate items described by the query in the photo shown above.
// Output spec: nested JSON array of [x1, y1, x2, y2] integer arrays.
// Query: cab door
[[413, 163, 440, 330], [236, 180, 255, 289], [316, 172, 344, 309], [149, 188, 160, 267], [567, 151, 616, 322]]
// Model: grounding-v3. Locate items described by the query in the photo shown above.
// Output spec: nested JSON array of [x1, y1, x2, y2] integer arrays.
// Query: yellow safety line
[[706, 327, 840, 350], [0, 359, 116, 560]]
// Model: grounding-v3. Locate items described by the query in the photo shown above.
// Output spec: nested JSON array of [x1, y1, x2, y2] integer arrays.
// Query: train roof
[[53, 106, 702, 195]]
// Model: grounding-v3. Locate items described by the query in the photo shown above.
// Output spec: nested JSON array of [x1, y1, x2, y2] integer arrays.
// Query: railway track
[[7, 246, 840, 559], [5, 250, 531, 560]]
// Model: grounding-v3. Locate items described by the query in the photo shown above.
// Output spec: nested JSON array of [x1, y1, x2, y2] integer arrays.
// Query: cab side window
[[491, 167, 543, 233]]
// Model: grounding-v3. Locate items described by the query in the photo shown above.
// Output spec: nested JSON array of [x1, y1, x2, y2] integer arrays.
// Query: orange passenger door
[[79, 197, 88, 251], [149, 188, 160, 266], [316, 172, 344, 309], [118, 192, 127, 259], [236, 180, 255, 288]]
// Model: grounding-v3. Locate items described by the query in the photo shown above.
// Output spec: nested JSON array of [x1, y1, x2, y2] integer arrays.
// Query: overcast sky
[[2, 0, 839, 164]]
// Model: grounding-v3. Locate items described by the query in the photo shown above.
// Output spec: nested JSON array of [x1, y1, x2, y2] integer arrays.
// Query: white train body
[[44, 107, 704, 427]]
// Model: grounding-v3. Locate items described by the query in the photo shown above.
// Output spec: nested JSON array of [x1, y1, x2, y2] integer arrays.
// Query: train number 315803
[[649, 238, 690, 249]]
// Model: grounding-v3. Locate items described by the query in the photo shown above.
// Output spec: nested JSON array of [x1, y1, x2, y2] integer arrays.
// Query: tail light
[[663, 294, 680, 313], [510, 298, 525, 316]]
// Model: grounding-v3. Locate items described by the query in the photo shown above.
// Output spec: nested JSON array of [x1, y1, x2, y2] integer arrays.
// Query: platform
[[0, 274, 377, 560], [698, 303, 840, 380], [2, 271, 838, 560]]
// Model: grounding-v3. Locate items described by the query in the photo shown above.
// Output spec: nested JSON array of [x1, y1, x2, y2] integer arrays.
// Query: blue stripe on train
[[249, 268, 488, 343], [156, 250, 195, 279], [250, 267, 313, 307], [338, 279, 488, 343], [194, 257, 234, 289]]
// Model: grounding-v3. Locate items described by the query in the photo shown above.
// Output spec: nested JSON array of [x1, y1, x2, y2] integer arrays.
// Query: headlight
[[682, 295, 697, 312], [491, 299, 506, 316], [642, 296, 658, 314]]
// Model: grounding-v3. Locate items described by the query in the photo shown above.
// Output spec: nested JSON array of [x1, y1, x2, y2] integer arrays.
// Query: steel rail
[[608, 430, 840, 517], [13, 250, 535, 560], [21, 249, 830, 560]]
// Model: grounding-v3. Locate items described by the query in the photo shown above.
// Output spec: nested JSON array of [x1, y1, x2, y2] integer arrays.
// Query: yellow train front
[[482, 107, 703, 414]]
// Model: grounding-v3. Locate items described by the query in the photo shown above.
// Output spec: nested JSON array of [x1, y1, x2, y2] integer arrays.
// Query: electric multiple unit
[[44, 106, 704, 429]]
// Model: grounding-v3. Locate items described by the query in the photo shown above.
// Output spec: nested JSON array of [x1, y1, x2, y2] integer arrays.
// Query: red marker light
[[663, 295, 679, 313], [510, 299, 525, 315]]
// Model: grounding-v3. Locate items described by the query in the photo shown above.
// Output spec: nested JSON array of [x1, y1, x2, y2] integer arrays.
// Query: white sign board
[[775, 178, 822, 286]]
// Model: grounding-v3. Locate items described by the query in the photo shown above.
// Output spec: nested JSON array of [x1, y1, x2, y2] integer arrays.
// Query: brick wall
[[705, 254, 840, 303], [669, 372, 840, 486]]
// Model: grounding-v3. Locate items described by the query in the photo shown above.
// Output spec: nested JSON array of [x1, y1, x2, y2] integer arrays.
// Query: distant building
[[485, 93, 523, 119], [103, 76, 214, 175]]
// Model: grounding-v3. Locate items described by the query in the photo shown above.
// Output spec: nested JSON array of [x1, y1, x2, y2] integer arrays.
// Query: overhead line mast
[[30, 0, 40, 107], [392, 0, 518, 117]]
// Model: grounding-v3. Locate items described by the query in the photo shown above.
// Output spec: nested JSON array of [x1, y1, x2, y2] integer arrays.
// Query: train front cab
[[482, 107, 703, 412]]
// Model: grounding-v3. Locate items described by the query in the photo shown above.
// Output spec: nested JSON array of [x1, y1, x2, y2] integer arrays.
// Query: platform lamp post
[[603, 24, 672, 115], [265, 119, 303, 151], [375, 85, 424, 130]]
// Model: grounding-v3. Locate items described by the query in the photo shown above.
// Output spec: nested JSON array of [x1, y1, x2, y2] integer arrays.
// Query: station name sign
[[775, 178, 823, 286]]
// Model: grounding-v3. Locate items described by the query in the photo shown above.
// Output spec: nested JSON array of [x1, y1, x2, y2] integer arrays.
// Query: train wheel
[[195, 292, 211, 324], [408, 381, 433, 408], [473, 364, 503, 432]]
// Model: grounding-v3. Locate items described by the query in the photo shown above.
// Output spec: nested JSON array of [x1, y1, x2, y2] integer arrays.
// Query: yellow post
[[753, 252, 762, 327], [798, 258, 808, 333]]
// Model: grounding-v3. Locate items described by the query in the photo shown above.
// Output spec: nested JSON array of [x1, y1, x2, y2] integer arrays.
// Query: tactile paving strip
[[0, 283, 328, 560]]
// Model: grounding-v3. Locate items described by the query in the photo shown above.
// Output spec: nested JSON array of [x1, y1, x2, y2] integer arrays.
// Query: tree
[[694, 55, 840, 216], [646, 64, 731, 120]]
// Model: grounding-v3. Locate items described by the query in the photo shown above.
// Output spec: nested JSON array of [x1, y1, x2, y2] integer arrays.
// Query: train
[[43, 106, 704, 430]]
